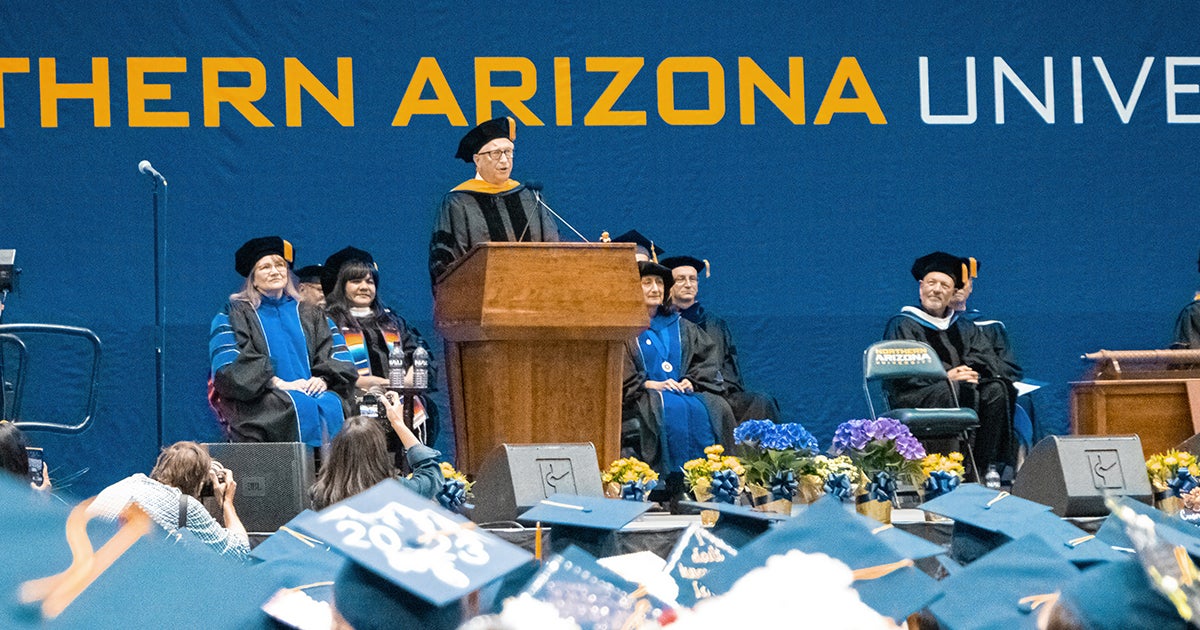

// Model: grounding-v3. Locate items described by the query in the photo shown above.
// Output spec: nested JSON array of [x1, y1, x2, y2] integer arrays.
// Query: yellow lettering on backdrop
[[0, 58, 31, 128], [814, 57, 887, 125], [285, 57, 354, 127], [739, 57, 805, 125], [474, 57, 543, 126], [202, 58, 273, 127], [127, 57, 189, 128], [39, 57, 111, 128], [392, 57, 467, 126], [554, 57, 572, 126], [583, 57, 646, 126], [657, 57, 725, 125]]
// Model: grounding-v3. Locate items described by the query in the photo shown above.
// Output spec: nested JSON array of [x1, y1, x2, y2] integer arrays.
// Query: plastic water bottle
[[984, 464, 1002, 490], [412, 346, 429, 389], [388, 343, 405, 389]]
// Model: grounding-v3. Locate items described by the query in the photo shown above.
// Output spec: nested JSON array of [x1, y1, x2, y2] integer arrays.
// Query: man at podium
[[428, 116, 560, 285]]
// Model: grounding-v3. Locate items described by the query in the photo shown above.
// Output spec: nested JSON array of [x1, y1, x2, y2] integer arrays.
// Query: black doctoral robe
[[1173, 298, 1200, 349], [428, 179, 559, 284], [677, 302, 781, 423]]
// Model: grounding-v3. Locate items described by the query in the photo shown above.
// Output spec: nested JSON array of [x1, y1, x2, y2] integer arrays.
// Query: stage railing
[[0, 324, 102, 434]]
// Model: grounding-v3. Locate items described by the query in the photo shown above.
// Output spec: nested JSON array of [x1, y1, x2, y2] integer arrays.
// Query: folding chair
[[863, 339, 980, 480]]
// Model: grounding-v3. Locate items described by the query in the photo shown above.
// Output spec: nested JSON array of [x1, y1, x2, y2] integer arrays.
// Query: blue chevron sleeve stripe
[[209, 313, 240, 372]]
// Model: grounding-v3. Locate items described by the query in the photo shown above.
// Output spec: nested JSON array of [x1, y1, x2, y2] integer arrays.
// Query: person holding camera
[[88, 441, 249, 561]]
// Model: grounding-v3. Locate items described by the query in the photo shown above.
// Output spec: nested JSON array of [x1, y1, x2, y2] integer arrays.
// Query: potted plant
[[830, 418, 926, 524]]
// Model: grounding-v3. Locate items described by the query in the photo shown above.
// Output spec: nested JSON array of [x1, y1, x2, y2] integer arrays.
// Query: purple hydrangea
[[831, 418, 926, 460]]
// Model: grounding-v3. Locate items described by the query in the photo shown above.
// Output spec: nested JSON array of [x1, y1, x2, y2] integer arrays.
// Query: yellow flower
[[1165, 456, 1179, 467], [705, 445, 725, 456]]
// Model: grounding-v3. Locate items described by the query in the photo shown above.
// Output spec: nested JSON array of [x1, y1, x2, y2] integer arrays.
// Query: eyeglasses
[[476, 148, 514, 161]]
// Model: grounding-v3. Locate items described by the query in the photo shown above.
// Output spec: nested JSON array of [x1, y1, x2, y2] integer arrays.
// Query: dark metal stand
[[151, 177, 167, 450]]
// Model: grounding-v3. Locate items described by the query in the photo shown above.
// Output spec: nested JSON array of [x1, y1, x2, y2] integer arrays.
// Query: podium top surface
[[433, 242, 650, 341]]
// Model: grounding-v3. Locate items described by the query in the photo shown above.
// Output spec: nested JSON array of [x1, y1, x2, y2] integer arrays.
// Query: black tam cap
[[234, 236, 293, 277], [638, 260, 674, 295], [659, 255, 710, 279], [321, 246, 376, 296], [294, 265, 323, 284], [334, 561, 463, 630], [612, 230, 664, 261], [910, 251, 966, 288], [455, 116, 516, 163]]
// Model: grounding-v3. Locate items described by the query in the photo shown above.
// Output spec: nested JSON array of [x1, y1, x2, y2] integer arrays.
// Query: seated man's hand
[[947, 365, 979, 383]]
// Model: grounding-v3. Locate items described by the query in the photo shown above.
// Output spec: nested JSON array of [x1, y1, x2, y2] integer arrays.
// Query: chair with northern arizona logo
[[862, 340, 980, 480]]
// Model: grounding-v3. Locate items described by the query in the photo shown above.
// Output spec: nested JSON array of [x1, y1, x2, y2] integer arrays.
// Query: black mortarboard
[[321, 246, 376, 295], [659, 255, 710, 279], [611, 230, 664, 260], [518, 493, 653, 558], [910, 251, 966, 288], [638, 261, 674, 296], [294, 265, 323, 285], [235, 236, 294, 277], [290, 479, 533, 628], [703, 496, 942, 621], [921, 484, 1126, 566], [928, 534, 1080, 630], [455, 116, 516, 163]]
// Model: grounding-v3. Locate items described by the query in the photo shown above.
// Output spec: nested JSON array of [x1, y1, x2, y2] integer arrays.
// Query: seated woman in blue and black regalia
[[209, 237, 357, 446], [621, 261, 735, 479], [322, 246, 440, 446]]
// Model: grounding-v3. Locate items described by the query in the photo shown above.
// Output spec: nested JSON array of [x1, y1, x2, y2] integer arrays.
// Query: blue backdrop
[[3, 1, 1198, 497]]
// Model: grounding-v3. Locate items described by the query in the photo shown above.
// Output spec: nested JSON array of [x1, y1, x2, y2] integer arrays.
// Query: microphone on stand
[[138, 160, 167, 186], [524, 180, 589, 242]]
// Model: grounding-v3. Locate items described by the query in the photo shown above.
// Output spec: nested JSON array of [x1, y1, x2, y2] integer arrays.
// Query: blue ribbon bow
[[620, 479, 657, 501], [823, 472, 854, 501], [769, 469, 799, 501], [867, 471, 897, 503], [1168, 469, 1199, 498], [437, 478, 467, 511], [923, 470, 961, 499], [710, 469, 740, 504]]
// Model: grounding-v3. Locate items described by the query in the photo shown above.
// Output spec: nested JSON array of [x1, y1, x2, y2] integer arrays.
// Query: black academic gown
[[621, 314, 736, 474], [428, 180, 560, 284], [210, 300, 358, 443], [1173, 298, 1200, 349], [677, 302, 781, 423], [882, 307, 1017, 470]]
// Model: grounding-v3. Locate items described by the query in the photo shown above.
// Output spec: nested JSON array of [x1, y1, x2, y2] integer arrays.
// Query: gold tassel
[[651, 242, 658, 264], [852, 558, 914, 581], [703, 259, 711, 278], [985, 491, 1010, 509], [1018, 593, 1060, 611], [969, 257, 978, 278]]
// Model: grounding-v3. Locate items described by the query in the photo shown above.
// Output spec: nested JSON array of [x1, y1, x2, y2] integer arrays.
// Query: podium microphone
[[525, 180, 588, 242], [138, 160, 167, 185]]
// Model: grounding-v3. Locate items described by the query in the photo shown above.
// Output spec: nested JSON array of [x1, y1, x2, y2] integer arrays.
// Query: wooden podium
[[1070, 349, 1200, 456], [433, 242, 649, 475]]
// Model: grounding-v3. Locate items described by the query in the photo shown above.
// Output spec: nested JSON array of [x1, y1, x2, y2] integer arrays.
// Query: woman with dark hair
[[87, 441, 249, 560], [311, 392, 442, 510], [322, 246, 440, 445], [209, 237, 358, 446], [0, 420, 48, 490], [621, 261, 735, 477]]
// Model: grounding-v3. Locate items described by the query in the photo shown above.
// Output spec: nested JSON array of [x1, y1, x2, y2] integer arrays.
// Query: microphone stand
[[149, 173, 167, 450], [531, 188, 589, 242]]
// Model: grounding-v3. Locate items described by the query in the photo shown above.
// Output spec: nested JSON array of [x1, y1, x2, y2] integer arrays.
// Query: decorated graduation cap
[[1054, 559, 1189, 630], [659, 255, 710, 279], [611, 229, 664, 261], [1096, 496, 1200, 561], [910, 250, 966, 288], [928, 534, 1080, 630], [235, 235, 294, 277], [320, 245, 377, 296], [663, 522, 741, 608], [521, 544, 673, 628], [290, 479, 534, 629], [676, 500, 787, 549], [0, 475, 273, 628], [455, 116, 516, 163], [702, 496, 942, 622], [921, 483, 1126, 566], [637, 260, 674, 296], [293, 264, 323, 285], [518, 493, 653, 558]]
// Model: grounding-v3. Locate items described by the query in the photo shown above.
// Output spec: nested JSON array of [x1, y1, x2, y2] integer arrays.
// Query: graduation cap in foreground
[[0, 476, 273, 629], [702, 496, 942, 622], [1096, 496, 1200, 561], [1101, 496, 1200, 626], [921, 483, 1126, 565], [1054, 559, 1189, 630], [662, 522, 740, 608], [610, 229, 664, 261], [291, 479, 535, 630], [521, 544, 672, 629], [928, 534, 1080, 630], [676, 500, 788, 549], [517, 493, 653, 558]]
